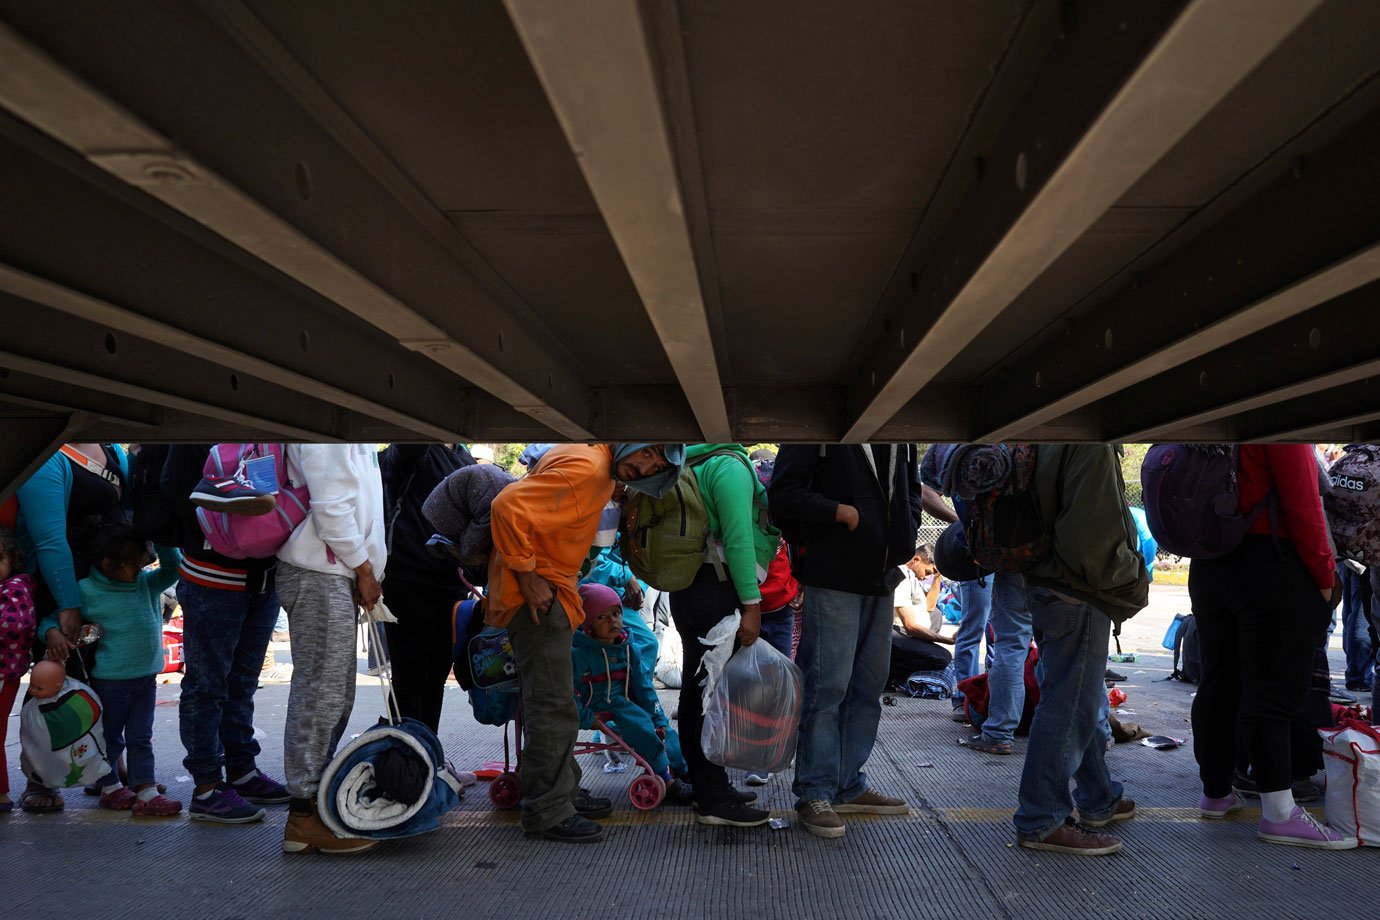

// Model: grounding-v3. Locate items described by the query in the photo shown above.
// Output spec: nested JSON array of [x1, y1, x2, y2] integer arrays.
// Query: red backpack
[[195, 444, 310, 559]]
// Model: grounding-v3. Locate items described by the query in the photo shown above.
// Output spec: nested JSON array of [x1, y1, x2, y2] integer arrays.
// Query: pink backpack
[[195, 444, 311, 559]]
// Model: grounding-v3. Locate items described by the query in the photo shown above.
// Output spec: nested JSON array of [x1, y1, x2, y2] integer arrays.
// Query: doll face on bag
[[29, 660, 65, 699]]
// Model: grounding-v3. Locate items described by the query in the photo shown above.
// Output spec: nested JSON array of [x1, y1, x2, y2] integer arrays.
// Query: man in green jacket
[[668, 444, 778, 828], [1016, 444, 1149, 857]]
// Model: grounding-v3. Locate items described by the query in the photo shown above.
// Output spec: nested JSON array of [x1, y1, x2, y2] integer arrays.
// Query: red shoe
[[132, 794, 183, 817], [99, 787, 137, 811]]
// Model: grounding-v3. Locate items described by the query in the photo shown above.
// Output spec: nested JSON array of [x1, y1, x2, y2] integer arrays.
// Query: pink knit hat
[[577, 583, 623, 629]]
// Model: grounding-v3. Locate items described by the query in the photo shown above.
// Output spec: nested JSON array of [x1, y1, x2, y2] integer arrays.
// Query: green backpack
[[620, 449, 777, 592]]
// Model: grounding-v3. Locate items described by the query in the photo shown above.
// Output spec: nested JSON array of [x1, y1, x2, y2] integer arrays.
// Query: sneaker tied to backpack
[[1257, 806, 1356, 849], [1018, 819, 1123, 856], [190, 466, 276, 516], [834, 789, 908, 815], [797, 800, 846, 838], [1199, 791, 1244, 819], [190, 784, 267, 824]]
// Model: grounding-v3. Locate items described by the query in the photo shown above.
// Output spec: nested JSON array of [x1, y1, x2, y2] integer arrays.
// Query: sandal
[[958, 735, 1014, 755], [132, 794, 183, 817], [100, 787, 138, 810], [20, 788, 65, 813]]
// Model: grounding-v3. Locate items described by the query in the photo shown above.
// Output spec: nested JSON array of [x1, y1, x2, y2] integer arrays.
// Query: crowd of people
[[0, 439, 1375, 859]]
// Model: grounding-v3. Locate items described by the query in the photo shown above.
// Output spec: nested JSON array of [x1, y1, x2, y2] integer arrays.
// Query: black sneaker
[[189, 471, 276, 516], [694, 799, 771, 828], [1105, 668, 1128, 682], [729, 786, 758, 804], [529, 814, 606, 843], [574, 788, 613, 818]]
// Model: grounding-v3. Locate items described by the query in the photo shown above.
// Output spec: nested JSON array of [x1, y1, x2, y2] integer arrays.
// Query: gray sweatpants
[[278, 561, 359, 800]]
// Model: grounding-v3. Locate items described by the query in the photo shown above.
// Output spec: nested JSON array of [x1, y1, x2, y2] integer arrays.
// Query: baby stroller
[[454, 595, 666, 811]]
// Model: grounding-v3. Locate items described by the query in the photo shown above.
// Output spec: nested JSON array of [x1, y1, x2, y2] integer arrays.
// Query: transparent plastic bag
[[701, 639, 803, 773]]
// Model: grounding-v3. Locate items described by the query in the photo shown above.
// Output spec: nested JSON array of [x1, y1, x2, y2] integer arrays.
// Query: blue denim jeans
[[980, 573, 1033, 744], [176, 579, 279, 786], [1015, 586, 1123, 840], [759, 606, 796, 661], [793, 586, 892, 806], [91, 675, 157, 789], [1340, 567, 1374, 688], [951, 578, 992, 705]]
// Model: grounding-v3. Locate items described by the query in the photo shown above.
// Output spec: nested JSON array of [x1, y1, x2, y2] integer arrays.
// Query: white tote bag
[[1321, 717, 1380, 847]]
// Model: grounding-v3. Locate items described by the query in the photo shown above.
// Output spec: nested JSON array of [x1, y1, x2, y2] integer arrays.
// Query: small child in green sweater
[[40, 523, 183, 817]]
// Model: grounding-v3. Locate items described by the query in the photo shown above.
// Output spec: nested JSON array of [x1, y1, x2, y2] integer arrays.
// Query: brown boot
[[283, 803, 378, 855]]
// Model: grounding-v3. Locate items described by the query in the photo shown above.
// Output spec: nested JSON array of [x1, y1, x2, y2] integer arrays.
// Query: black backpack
[[129, 444, 179, 544], [1170, 614, 1202, 683]]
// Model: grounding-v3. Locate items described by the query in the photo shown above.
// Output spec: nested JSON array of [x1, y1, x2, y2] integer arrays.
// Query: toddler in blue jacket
[[573, 584, 688, 799], [40, 523, 183, 817]]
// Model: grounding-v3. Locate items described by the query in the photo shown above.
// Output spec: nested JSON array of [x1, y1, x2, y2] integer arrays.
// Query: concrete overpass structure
[[3, 0, 1380, 495]]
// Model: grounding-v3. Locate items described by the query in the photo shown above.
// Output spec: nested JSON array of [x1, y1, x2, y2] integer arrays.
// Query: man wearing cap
[[486, 443, 683, 843]]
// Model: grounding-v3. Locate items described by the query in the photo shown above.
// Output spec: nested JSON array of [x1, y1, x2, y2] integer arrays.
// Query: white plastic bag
[[20, 676, 113, 788], [701, 639, 803, 773], [656, 624, 683, 689], [1322, 718, 1380, 846]]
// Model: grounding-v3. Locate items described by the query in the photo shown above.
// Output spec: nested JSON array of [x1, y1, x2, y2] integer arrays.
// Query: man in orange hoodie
[[487, 442, 684, 842]]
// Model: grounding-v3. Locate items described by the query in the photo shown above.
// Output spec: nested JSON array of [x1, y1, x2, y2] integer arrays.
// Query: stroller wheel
[[629, 774, 665, 811], [489, 772, 521, 809]]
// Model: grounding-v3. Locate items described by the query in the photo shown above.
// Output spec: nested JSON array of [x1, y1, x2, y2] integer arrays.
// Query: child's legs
[[651, 701, 688, 775], [606, 701, 669, 775], [0, 679, 20, 794], [121, 677, 158, 788], [91, 677, 139, 785]]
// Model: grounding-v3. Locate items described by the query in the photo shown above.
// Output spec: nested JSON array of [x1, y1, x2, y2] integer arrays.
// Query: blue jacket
[[39, 545, 181, 680], [17, 446, 129, 611], [768, 445, 922, 596], [571, 629, 660, 729]]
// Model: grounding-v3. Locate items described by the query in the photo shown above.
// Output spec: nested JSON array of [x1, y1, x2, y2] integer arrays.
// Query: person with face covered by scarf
[[485, 443, 683, 843]]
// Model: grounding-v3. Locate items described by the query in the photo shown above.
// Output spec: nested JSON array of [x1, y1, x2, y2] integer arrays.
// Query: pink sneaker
[[1199, 791, 1244, 819], [1257, 806, 1355, 849]]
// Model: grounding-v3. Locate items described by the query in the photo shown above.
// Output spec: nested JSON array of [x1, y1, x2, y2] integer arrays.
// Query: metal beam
[[1235, 378, 1380, 442], [0, 18, 594, 440], [0, 263, 467, 442], [977, 111, 1380, 441], [0, 370, 162, 429], [842, 0, 1324, 442], [0, 411, 95, 503], [504, 0, 731, 442], [1110, 279, 1380, 442]]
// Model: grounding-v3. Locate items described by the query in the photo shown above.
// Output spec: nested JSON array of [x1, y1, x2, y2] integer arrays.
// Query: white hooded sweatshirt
[[278, 444, 387, 580]]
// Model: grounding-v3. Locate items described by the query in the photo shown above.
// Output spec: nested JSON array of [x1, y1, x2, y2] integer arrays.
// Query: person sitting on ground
[[889, 543, 955, 689], [572, 584, 689, 804], [39, 523, 183, 817]]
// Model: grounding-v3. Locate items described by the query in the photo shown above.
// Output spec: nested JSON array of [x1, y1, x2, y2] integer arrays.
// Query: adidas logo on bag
[[1330, 475, 1368, 492]]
